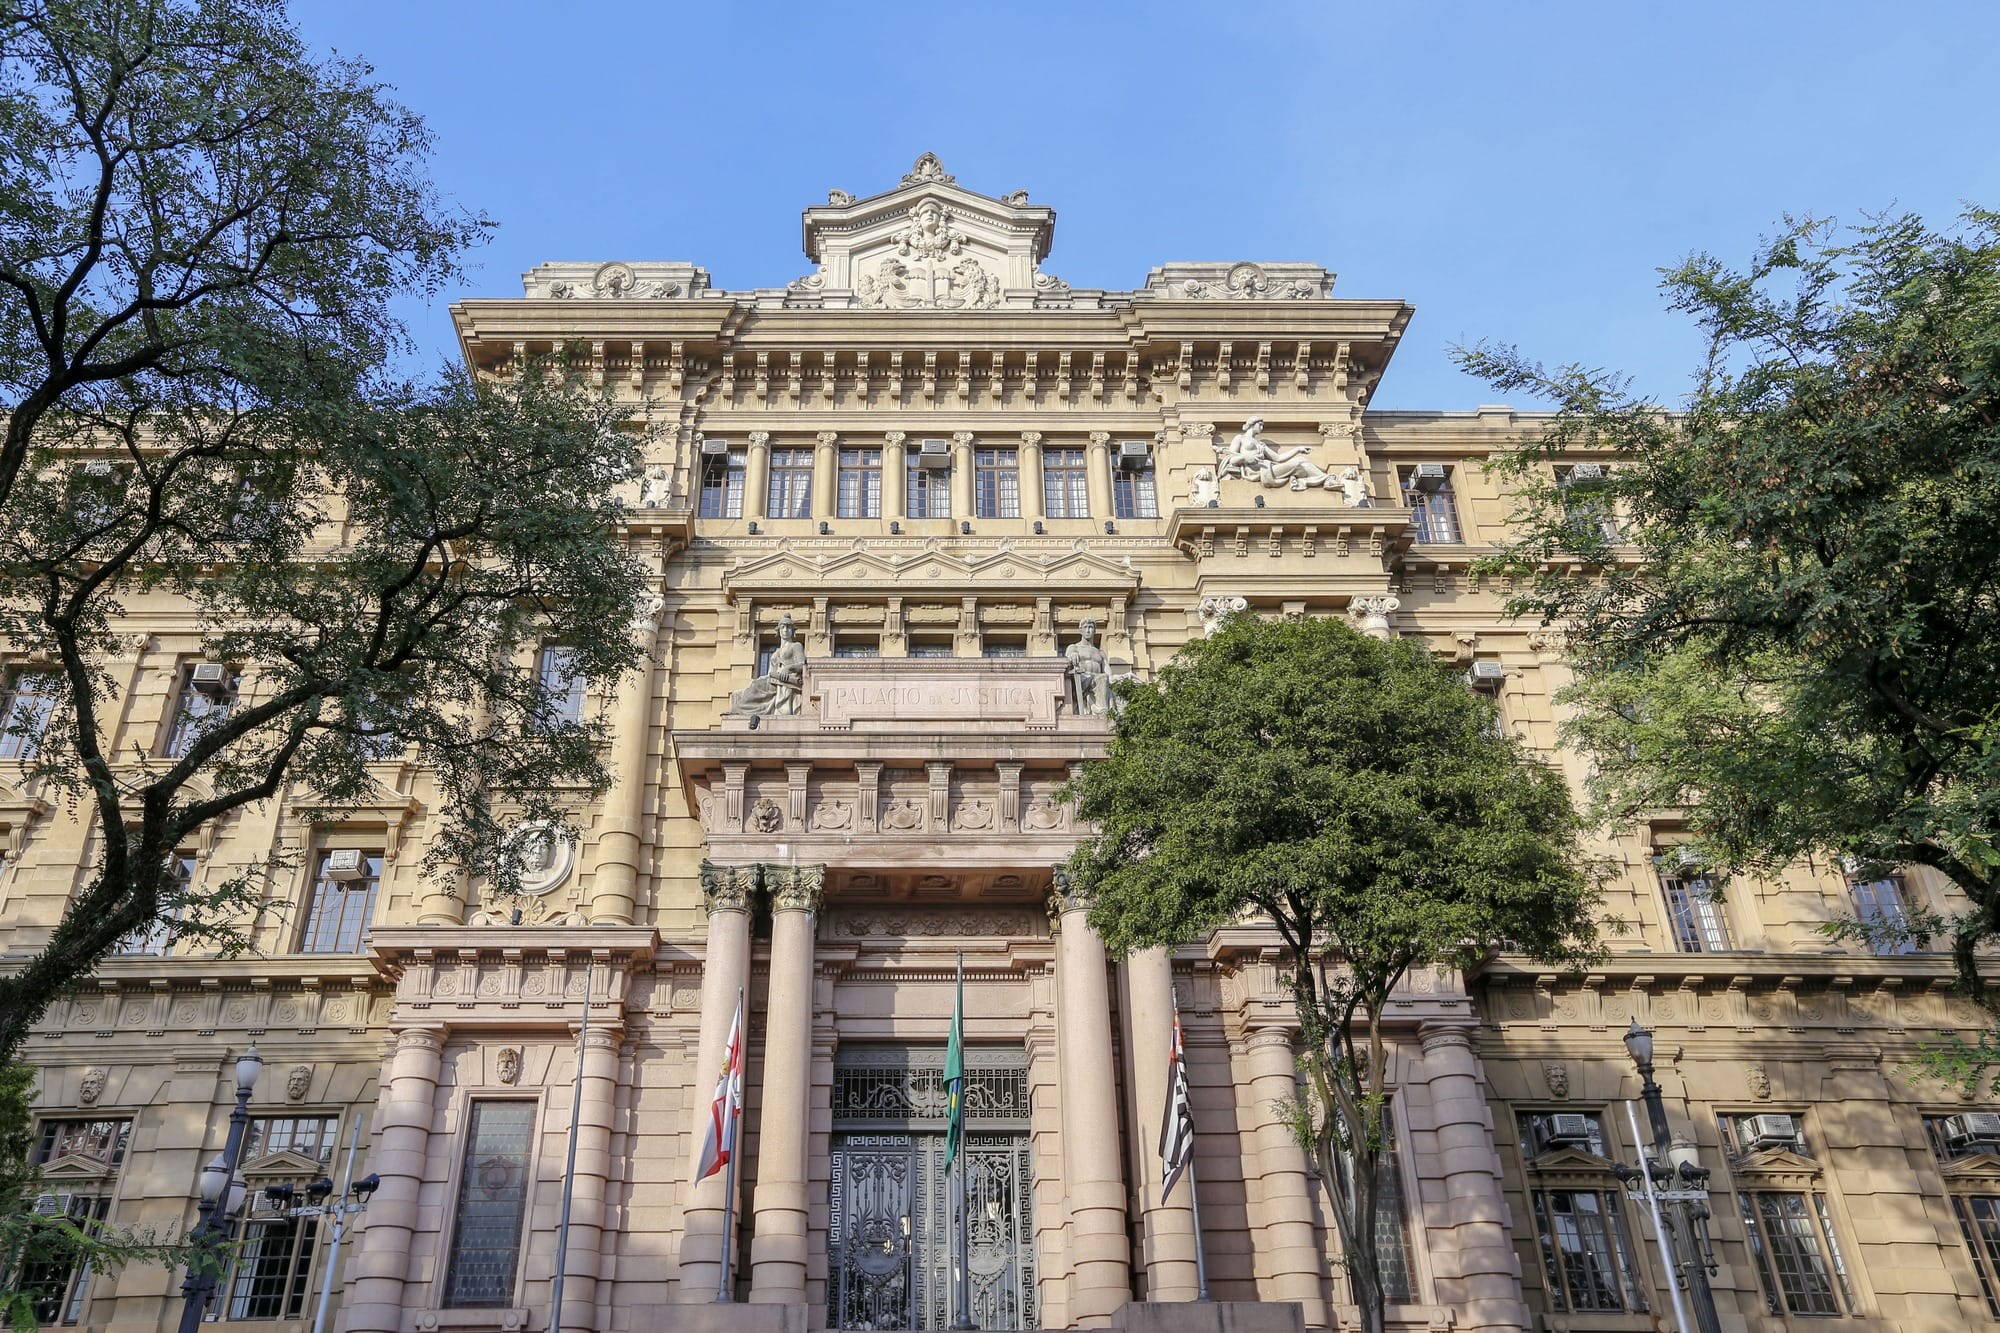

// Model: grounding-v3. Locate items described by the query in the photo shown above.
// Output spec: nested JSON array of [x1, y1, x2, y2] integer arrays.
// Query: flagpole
[[718, 985, 744, 1303], [1167, 990, 1210, 1301], [1184, 1154, 1211, 1302], [550, 962, 591, 1332]]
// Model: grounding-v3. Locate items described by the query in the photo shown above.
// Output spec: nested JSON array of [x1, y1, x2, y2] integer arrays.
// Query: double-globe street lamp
[[1617, 1020, 1723, 1333], [178, 1045, 263, 1333]]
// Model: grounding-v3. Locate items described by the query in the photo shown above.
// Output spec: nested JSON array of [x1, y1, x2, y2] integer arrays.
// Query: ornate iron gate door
[[829, 1047, 1036, 1330]]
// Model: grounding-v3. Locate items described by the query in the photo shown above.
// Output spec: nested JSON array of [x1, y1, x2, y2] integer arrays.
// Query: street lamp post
[[1619, 1020, 1722, 1333], [179, 1046, 264, 1333]]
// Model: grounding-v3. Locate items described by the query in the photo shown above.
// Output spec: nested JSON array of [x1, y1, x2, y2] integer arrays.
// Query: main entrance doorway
[[828, 1046, 1037, 1330]]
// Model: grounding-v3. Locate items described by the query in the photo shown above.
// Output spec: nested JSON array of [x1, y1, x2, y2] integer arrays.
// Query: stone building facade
[[6, 154, 1998, 1333]]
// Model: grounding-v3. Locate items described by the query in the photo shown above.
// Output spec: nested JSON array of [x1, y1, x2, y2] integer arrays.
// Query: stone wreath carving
[[1177, 262, 1315, 300]]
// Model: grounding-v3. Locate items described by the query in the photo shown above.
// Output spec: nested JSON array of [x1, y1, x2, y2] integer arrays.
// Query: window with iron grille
[[1398, 467, 1464, 543], [767, 447, 814, 518], [837, 448, 882, 519], [296, 850, 382, 954], [114, 852, 194, 956], [1336, 1105, 1416, 1302], [20, 1119, 131, 1325], [1849, 873, 1923, 954], [444, 1101, 537, 1308], [533, 646, 586, 731], [1042, 447, 1089, 519], [163, 663, 239, 759], [1661, 869, 1732, 952], [975, 449, 1019, 519], [699, 448, 746, 518], [906, 458, 951, 519], [0, 668, 58, 760]]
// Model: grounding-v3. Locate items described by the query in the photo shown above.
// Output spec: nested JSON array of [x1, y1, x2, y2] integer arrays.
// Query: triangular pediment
[[40, 1153, 116, 1183], [239, 1149, 328, 1179], [724, 544, 1138, 598], [1940, 1151, 2000, 1183], [1524, 1147, 1617, 1174], [1731, 1147, 1823, 1182]]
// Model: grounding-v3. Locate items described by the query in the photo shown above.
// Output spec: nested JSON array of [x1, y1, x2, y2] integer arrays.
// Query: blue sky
[[292, 1, 1998, 410]]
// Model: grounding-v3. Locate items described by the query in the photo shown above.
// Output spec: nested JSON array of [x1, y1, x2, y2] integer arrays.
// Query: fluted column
[[744, 431, 771, 521], [749, 864, 825, 1304], [811, 430, 838, 519], [677, 863, 758, 1301], [950, 431, 976, 521], [558, 1023, 625, 1329], [1020, 432, 1044, 522], [1415, 1021, 1530, 1332], [1053, 879, 1132, 1325], [346, 1026, 444, 1332], [590, 595, 662, 923], [1085, 431, 1114, 522], [1123, 948, 1201, 1301], [883, 431, 907, 521], [1241, 1024, 1331, 1327]]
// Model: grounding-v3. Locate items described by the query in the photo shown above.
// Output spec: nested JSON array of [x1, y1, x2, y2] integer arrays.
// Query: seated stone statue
[[1066, 618, 1110, 715], [726, 614, 807, 717]]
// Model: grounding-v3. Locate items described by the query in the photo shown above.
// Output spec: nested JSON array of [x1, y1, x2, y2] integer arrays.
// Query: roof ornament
[[902, 152, 955, 186]]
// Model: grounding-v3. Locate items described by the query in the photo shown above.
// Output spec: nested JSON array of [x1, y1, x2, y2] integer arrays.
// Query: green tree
[[1065, 615, 1598, 1333], [0, 0, 653, 1064], [1455, 210, 2000, 1045]]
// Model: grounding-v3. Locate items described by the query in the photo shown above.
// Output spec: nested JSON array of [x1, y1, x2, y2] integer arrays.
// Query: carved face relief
[[496, 1048, 521, 1086], [77, 1067, 105, 1106], [1747, 1065, 1772, 1100], [286, 1065, 312, 1102], [1542, 1062, 1569, 1099], [749, 799, 784, 834], [509, 822, 577, 896]]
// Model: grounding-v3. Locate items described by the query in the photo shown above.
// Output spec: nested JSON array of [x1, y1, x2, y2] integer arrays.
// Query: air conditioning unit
[[1467, 660, 1508, 691], [918, 438, 951, 469], [1740, 1114, 1801, 1153], [1543, 1113, 1597, 1148], [699, 437, 729, 457], [1116, 440, 1153, 469], [1943, 1114, 2000, 1154], [188, 662, 231, 694], [1409, 462, 1448, 492], [322, 849, 366, 882], [1562, 462, 1606, 485], [80, 460, 116, 478]]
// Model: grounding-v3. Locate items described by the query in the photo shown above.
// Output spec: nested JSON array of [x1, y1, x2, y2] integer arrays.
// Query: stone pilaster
[[950, 431, 976, 521], [883, 431, 907, 521], [749, 864, 825, 1305], [1123, 948, 1201, 1301], [590, 596, 662, 923], [1085, 431, 1113, 522], [557, 1024, 625, 1330], [1020, 432, 1045, 522], [812, 430, 838, 519], [677, 862, 758, 1301], [346, 1026, 444, 1333], [1414, 1021, 1529, 1332], [1052, 877, 1132, 1324], [1239, 1024, 1331, 1327], [744, 431, 771, 521]]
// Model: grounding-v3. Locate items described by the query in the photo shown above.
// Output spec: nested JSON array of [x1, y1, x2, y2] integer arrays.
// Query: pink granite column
[[345, 1026, 444, 1333], [677, 862, 757, 1301], [1240, 1024, 1331, 1327], [1122, 948, 1201, 1302], [1414, 1020, 1530, 1332], [1053, 881, 1132, 1325], [556, 1024, 624, 1330], [590, 598, 662, 924], [749, 865, 824, 1305]]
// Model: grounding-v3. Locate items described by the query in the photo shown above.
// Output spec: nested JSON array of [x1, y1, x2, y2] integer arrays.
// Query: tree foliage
[[0, 0, 652, 1065], [1456, 209, 2000, 1015], [1065, 615, 1597, 1333]]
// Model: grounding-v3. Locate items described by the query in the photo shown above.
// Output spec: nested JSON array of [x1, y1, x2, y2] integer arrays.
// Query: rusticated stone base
[[1110, 1300, 1308, 1333], [629, 1304, 810, 1333]]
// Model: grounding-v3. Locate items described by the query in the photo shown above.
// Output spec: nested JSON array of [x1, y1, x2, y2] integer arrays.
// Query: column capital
[[1048, 867, 1094, 916], [747, 430, 771, 447], [1245, 1024, 1298, 1053], [391, 1026, 447, 1054], [699, 860, 759, 914], [884, 430, 907, 446], [579, 1026, 623, 1052], [766, 864, 826, 913], [815, 430, 840, 446], [1417, 1019, 1476, 1054], [1087, 430, 1111, 447], [950, 430, 975, 446], [1020, 431, 1042, 447]]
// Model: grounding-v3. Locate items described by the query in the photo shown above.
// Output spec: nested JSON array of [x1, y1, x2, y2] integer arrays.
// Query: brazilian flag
[[944, 951, 965, 1167]]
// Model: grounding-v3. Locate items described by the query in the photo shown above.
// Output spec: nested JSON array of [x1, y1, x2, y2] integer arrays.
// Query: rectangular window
[[698, 448, 746, 519], [975, 449, 1019, 519], [534, 646, 586, 731], [114, 852, 194, 956], [240, 1115, 340, 1168], [163, 663, 239, 759], [1042, 447, 1089, 519], [906, 458, 951, 519], [1849, 873, 1921, 954], [1338, 1107, 1416, 1303], [1927, 1115, 2000, 1316], [1399, 466, 1464, 544], [1112, 461, 1159, 520], [443, 1101, 537, 1308], [0, 668, 58, 760], [1953, 1196, 2000, 1318], [832, 639, 879, 659], [837, 448, 882, 519], [1556, 465, 1620, 543], [1661, 869, 1732, 952], [24, 1119, 130, 1325], [1530, 1189, 1649, 1313], [767, 447, 814, 518], [296, 849, 382, 954], [224, 1213, 320, 1320], [981, 639, 1026, 659], [908, 640, 954, 658], [1738, 1191, 1850, 1316]]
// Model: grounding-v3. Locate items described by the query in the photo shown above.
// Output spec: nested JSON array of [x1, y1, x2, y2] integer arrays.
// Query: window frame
[[766, 447, 814, 519], [1848, 872, 1923, 954], [162, 662, 241, 760], [21, 1118, 132, 1326], [905, 455, 951, 520], [1397, 465, 1464, 544], [697, 447, 747, 519], [1660, 865, 1733, 953], [113, 851, 195, 956], [0, 666, 59, 761], [1111, 454, 1159, 520], [295, 848, 383, 955], [836, 447, 883, 519], [974, 448, 1019, 519], [533, 645, 587, 732], [441, 1099, 539, 1309], [1042, 446, 1090, 519]]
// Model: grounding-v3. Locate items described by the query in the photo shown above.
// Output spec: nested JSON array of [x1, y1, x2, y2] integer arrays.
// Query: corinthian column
[[1052, 877, 1132, 1325], [345, 1026, 444, 1333], [749, 864, 825, 1305], [1414, 1021, 1530, 1332], [1239, 1024, 1331, 1327], [677, 862, 758, 1301], [1123, 948, 1200, 1301], [557, 1024, 625, 1330], [591, 593, 664, 923]]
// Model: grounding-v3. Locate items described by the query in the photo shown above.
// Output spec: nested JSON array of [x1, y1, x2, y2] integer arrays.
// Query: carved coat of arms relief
[[857, 201, 1001, 310]]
